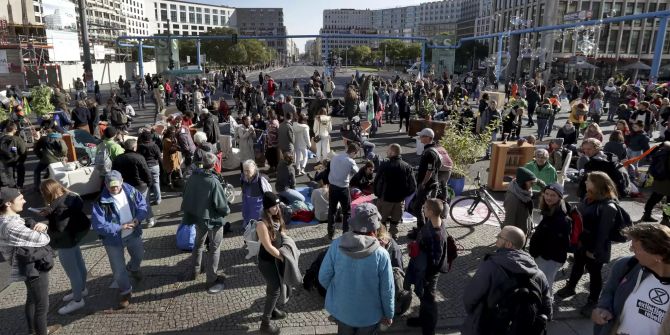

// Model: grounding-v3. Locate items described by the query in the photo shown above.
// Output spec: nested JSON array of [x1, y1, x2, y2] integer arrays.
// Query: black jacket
[[417, 143, 441, 187], [528, 201, 572, 264], [578, 199, 618, 263], [112, 151, 152, 192], [137, 141, 161, 167], [71, 107, 91, 129], [374, 156, 416, 202], [46, 193, 90, 249], [526, 89, 541, 111], [198, 113, 220, 144], [557, 126, 578, 147]]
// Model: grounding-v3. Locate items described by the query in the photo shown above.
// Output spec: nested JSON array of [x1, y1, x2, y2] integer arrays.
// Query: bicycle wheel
[[450, 196, 492, 226]]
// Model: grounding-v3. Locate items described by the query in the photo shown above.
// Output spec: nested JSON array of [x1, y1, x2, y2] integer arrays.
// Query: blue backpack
[[176, 223, 196, 251]]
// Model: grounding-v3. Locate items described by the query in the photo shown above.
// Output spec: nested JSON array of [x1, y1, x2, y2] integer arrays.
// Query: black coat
[[578, 199, 618, 263], [137, 142, 161, 167], [374, 156, 416, 202], [199, 113, 220, 144], [557, 127, 578, 147], [46, 193, 90, 249], [112, 151, 152, 192], [528, 202, 572, 264], [71, 107, 91, 129]]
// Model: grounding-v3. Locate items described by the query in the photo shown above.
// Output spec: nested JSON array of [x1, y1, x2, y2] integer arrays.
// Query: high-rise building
[[230, 8, 288, 63], [488, 0, 670, 80], [320, 8, 375, 55], [147, 0, 234, 36]]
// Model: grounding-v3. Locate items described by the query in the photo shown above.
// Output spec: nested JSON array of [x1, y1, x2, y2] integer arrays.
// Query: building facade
[[319, 8, 375, 55], [147, 0, 234, 36], [230, 8, 288, 63]]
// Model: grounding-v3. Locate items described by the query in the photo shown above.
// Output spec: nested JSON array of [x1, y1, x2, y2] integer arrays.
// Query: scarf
[[561, 124, 576, 135], [510, 180, 533, 205]]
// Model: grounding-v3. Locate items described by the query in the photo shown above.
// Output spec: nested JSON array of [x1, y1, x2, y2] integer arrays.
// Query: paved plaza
[[0, 66, 649, 334]]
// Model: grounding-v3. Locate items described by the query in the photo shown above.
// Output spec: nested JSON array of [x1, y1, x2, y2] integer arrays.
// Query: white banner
[[0, 50, 8, 74]]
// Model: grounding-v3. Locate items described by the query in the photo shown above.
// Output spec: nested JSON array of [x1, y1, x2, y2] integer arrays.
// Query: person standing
[[319, 202, 395, 334], [276, 151, 305, 203], [175, 116, 196, 169], [313, 107, 332, 161], [0, 123, 27, 189], [293, 113, 310, 176], [256, 192, 288, 334], [0, 188, 61, 335], [236, 116, 256, 165], [397, 90, 410, 133], [33, 131, 68, 190], [326, 143, 360, 240], [112, 139, 154, 228], [324, 76, 335, 99], [38, 180, 90, 315], [411, 129, 441, 233], [278, 111, 295, 154], [502, 167, 537, 236], [462, 226, 552, 335], [91, 171, 148, 309], [137, 131, 162, 205], [374, 143, 416, 239], [183, 153, 230, 294]]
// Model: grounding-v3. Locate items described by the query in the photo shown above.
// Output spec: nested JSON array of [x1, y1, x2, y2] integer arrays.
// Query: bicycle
[[449, 171, 506, 227]]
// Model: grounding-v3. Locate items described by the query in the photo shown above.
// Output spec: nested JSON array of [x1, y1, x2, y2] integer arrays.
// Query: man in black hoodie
[[462, 226, 552, 335], [112, 139, 154, 227], [374, 143, 416, 239]]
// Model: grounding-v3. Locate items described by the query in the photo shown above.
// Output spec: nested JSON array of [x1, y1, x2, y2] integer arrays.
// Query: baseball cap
[[417, 128, 435, 139], [105, 170, 123, 188], [349, 203, 382, 234]]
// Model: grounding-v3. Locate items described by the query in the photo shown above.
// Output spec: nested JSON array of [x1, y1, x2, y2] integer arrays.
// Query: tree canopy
[[193, 27, 276, 66]]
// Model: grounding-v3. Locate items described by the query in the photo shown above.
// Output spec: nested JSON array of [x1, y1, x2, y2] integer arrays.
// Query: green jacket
[[181, 169, 230, 228], [524, 160, 557, 192], [102, 138, 125, 160]]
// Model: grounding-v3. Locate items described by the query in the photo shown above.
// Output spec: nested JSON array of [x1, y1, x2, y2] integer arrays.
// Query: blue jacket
[[91, 183, 148, 246], [318, 234, 394, 327]]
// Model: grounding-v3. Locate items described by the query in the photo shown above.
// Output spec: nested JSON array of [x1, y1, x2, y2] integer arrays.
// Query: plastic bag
[[176, 223, 196, 251]]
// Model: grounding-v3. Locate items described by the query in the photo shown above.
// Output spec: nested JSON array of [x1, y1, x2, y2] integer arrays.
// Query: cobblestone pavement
[[0, 67, 656, 334]]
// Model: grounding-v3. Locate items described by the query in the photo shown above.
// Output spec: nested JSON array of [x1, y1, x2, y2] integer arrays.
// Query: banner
[[0, 50, 8, 74]]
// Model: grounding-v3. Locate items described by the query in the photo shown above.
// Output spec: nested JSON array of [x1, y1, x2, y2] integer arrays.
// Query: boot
[[260, 320, 280, 335], [555, 285, 576, 298], [271, 309, 288, 320]]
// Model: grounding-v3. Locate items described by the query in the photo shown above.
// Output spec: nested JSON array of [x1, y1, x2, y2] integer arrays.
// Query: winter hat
[[0, 187, 21, 203], [515, 167, 537, 185], [544, 183, 564, 198], [263, 192, 280, 210], [349, 202, 382, 234], [105, 170, 123, 188]]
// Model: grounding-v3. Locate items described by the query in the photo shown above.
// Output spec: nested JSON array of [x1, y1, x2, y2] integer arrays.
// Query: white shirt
[[617, 274, 670, 335], [112, 190, 134, 238]]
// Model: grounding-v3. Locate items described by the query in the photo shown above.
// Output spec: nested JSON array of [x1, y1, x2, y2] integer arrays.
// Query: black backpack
[[649, 145, 670, 181], [598, 200, 634, 243], [0, 135, 19, 164], [481, 262, 548, 335], [302, 250, 327, 297]]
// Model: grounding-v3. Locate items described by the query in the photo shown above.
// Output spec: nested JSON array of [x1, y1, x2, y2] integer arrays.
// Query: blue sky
[[200, 0, 425, 52]]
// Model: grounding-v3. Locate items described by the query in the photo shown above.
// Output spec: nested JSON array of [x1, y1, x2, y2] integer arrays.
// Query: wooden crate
[[408, 119, 448, 140], [487, 141, 535, 191]]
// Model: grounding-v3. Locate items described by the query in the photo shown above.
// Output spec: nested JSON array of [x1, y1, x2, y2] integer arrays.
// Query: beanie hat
[[515, 167, 537, 185], [263, 192, 280, 210], [544, 183, 564, 198], [0, 187, 21, 203], [349, 202, 382, 234]]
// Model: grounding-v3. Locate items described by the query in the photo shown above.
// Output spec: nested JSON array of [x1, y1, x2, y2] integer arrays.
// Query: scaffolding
[[0, 18, 55, 87]]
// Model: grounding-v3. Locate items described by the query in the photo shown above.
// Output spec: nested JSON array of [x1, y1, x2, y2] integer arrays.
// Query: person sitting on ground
[[603, 130, 627, 162], [350, 160, 374, 195], [547, 138, 570, 170], [276, 151, 305, 204]]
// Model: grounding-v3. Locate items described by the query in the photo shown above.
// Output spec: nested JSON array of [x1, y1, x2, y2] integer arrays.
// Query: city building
[[230, 8, 288, 64], [147, 0, 234, 36], [122, 0, 150, 36], [319, 8, 375, 54], [487, 0, 670, 80]]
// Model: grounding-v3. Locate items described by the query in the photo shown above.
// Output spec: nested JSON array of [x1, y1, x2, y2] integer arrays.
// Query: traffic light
[[232, 34, 238, 44]]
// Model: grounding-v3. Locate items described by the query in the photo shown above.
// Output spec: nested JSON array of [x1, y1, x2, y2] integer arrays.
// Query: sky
[[200, 0, 426, 52]]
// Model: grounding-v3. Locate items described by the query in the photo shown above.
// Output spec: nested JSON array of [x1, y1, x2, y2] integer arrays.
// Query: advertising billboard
[[42, 0, 81, 62]]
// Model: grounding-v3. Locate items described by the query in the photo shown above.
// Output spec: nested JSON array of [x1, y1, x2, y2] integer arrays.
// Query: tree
[[455, 40, 489, 71], [179, 40, 196, 63], [379, 40, 405, 65], [402, 43, 422, 63], [242, 39, 269, 65], [348, 45, 371, 65]]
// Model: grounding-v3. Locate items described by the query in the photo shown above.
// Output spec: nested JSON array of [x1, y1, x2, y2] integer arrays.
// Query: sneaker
[[207, 279, 226, 294], [58, 299, 85, 315], [63, 288, 89, 302], [406, 317, 421, 328], [555, 286, 576, 298], [640, 214, 659, 222], [127, 267, 143, 282], [271, 309, 288, 320], [146, 218, 156, 228], [118, 293, 131, 309]]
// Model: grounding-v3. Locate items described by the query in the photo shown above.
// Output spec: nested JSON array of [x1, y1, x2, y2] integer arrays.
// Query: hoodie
[[319, 232, 395, 327], [461, 249, 552, 335]]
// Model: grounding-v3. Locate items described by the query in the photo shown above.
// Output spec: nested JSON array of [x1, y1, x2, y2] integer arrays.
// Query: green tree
[[402, 43, 422, 62], [348, 45, 371, 65], [455, 40, 489, 71], [178, 40, 196, 63], [242, 39, 271, 65], [379, 40, 405, 65]]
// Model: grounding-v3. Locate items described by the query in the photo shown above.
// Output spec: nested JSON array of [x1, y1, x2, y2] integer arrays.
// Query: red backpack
[[569, 206, 583, 248]]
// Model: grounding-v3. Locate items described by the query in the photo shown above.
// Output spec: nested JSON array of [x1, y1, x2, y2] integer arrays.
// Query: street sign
[[564, 10, 592, 22]]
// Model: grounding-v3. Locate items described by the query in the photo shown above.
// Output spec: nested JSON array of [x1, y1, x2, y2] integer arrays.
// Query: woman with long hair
[[583, 122, 604, 142], [528, 183, 572, 295], [615, 119, 630, 138], [162, 126, 182, 187], [38, 180, 90, 315], [314, 107, 332, 161], [557, 171, 620, 316], [344, 87, 359, 120], [256, 192, 287, 335]]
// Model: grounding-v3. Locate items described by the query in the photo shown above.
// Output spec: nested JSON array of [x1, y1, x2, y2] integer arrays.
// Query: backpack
[[243, 219, 261, 259], [649, 146, 670, 181], [599, 200, 633, 243], [427, 146, 452, 172], [568, 206, 583, 249], [0, 135, 19, 164], [482, 262, 548, 335], [110, 108, 128, 125], [94, 142, 113, 176], [176, 223, 196, 251], [583, 153, 631, 197], [303, 249, 327, 297]]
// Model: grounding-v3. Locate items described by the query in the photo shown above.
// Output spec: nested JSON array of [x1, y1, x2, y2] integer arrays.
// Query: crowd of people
[[0, 66, 670, 335]]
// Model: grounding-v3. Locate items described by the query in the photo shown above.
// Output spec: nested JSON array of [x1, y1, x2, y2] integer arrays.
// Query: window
[[205, 14, 210, 25], [170, 4, 175, 9], [160, 8, 167, 21], [630, 31, 640, 54], [171, 10, 177, 21], [620, 30, 630, 53], [196, 13, 202, 24], [607, 30, 618, 54], [189, 11, 195, 23], [213, 15, 218, 25], [641, 31, 652, 53], [180, 10, 186, 22]]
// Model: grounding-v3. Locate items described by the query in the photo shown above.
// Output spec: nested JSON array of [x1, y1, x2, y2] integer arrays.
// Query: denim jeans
[[547, 115, 556, 136], [279, 188, 305, 204], [536, 118, 549, 141], [416, 271, 440, 335], [58, 245, 88, 301], [148, 165, 161, 203], [337, 321, 379, 335], [141, 189, 154, 221], [104, 232, 144, 295], [535, 256, 562, 295], [192, 224, 224, 284], [25, 272, 49, 335], [486, 131, 498, 157], [328, 185, 351, 235]]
